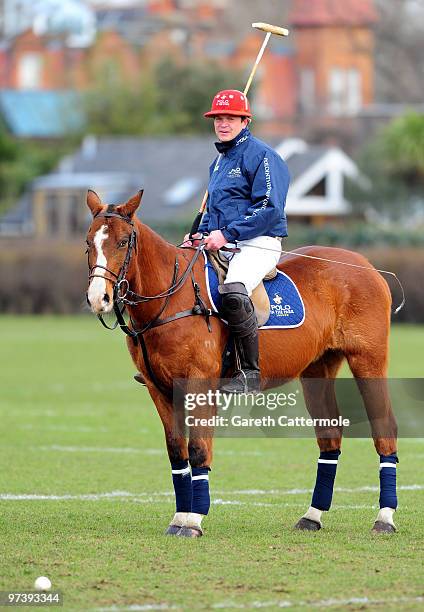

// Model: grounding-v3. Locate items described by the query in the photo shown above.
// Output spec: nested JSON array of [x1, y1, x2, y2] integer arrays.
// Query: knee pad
[[218, 282, 257, 336]]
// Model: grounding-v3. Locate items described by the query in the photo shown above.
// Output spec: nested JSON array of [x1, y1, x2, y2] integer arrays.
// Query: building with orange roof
[[0, 27, 140, 91], [0, 0, 380, 144], [288, 0, 378, 138], [289, 0, 378, 28]]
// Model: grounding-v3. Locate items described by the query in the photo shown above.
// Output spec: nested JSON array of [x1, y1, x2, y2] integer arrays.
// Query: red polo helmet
[[204, 89, 252, 118]]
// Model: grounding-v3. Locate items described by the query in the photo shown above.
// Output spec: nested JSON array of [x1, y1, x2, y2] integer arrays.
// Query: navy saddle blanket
[[204, 256, 305, 329]]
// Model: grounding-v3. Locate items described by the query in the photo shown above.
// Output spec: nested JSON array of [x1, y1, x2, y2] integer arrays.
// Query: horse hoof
[[177, 526, 203, 538], [165, 524, 182, 536], [294, 517, 321, 531], [372, 520, 396, 534]]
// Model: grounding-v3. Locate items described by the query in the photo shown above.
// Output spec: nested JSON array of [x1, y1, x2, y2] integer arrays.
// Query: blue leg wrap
[[191, 467, 211, 515], [379, 454, 398, 509], [311, 450, 341, 511], [171, 460, 192, 512]]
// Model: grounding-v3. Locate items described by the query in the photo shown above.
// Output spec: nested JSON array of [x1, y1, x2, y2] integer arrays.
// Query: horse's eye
[[118, 239, 128, 248]]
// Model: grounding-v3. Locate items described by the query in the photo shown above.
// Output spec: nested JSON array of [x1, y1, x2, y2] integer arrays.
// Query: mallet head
[[252, 22, 290, 37]]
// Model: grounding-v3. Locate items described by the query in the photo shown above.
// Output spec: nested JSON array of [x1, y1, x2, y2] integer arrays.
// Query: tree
[[379, 112, 424, 183], [0, 125, 63, 215], [374, 0, 424, 103], [348, 112, 424, 220], [81, 73, 162, 136], [155, 57, 244, 133], [81, 58, 244, 136]]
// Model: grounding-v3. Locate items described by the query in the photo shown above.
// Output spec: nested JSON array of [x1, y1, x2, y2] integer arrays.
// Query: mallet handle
[[243, 31, 271, 96]]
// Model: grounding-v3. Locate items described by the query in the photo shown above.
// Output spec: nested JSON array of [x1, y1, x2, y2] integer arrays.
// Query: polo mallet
[[189, 22, 290, 239]]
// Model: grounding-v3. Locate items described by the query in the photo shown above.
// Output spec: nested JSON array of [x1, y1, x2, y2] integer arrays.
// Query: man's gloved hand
[[182, 232, 202, 248], [203, 230, 228, 251]]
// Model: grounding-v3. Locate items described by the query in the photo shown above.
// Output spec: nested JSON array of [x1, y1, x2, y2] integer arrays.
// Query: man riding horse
[[183, 89, 290, 394]]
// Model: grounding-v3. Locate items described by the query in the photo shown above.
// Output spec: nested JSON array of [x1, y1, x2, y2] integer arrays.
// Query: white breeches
[[221, 236, 282, 296]]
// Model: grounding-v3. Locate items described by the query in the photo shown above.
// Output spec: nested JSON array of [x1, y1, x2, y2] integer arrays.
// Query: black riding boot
[[218, 282, 261, 394]]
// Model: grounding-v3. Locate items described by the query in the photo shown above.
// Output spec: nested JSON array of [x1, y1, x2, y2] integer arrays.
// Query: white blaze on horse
[[86, 190, 399, 537], [87, 225, 111, 313]]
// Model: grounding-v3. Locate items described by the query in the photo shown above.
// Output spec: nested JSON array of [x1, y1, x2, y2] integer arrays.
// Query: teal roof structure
[[0, 90, 84, 138]]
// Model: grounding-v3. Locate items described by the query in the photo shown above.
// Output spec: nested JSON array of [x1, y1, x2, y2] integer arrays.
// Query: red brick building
[[226, 0, 378, 138], [0, 28, 140, 91], [0, 0, 379, 141], [290, 0, 378, 120], [147, 0, 225, 21]]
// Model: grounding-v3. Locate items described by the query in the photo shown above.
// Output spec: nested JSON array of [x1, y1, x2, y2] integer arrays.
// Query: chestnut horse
[[86, 190, 399, 537]]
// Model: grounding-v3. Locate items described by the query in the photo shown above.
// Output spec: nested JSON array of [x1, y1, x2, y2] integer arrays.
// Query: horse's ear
[[117, 190, 144, 219], [87, 190, 103, 217]]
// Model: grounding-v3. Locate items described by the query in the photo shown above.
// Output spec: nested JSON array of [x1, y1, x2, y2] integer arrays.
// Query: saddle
[[207, 248, 279, 327]]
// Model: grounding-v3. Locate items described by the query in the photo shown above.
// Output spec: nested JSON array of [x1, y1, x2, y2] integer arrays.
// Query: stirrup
[[221, 369, 260, 395]]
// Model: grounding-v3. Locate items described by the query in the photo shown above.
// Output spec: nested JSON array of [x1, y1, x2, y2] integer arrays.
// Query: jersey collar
[[214, 126, 251, 155]]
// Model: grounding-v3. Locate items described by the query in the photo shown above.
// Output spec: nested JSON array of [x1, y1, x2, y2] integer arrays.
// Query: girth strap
[[146, 307, 220, 329], [138, 333, 172, 399]]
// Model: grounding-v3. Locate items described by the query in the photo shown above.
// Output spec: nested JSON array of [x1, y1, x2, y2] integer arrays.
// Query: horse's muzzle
[[86, 285, 113, 314]]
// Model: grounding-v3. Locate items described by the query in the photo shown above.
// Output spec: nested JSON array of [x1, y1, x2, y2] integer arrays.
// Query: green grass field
[[1, 317, 423, 611]]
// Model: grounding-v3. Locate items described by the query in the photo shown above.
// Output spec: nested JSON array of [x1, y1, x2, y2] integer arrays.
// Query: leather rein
[[87, 211, 220, 397]]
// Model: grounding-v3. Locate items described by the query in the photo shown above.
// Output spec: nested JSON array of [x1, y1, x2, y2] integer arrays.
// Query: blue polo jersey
[[198, 127, 290, 242]]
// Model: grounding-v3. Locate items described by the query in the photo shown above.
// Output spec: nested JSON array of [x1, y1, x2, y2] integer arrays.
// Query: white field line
[[7, 410, 101, 418], [21, 424, 109, 433], [196, 484, 424, 496], [0, 491, 144, 501], [218, 484, 424, 495], [0, 492, 379, 510], [211, 595, 424, 609], [214, 450, 266, 456], [0, 493, 306, 508], [32, 445, 163, 455], [19, 381, 136, 393], [27, 443, 424, 458], [97, 606, 176, 611], [17, 426, 151, 434], [0, 482, 421, 504], [30, 445, 265, 456], [95, 595, 424, 611], [8, 410, 62, 417]]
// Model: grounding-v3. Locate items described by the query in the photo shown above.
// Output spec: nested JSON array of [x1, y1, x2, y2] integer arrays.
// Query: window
[[347, 69, 362, 115], [299, 68, 315, 115], [328, 68, 362, 116], [17, 53, 43, 89], [68, 194, 82, 235], [46, 193, 59, 235]]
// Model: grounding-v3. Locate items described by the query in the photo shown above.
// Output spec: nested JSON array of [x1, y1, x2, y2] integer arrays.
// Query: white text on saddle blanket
[[271, 293, 295, 317]]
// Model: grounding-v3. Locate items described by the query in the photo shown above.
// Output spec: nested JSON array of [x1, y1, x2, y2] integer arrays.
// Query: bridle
[[87, 210, 220, 396], [87, 210, 137, 330]]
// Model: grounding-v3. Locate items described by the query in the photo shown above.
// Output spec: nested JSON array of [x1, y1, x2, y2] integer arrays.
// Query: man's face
[[214, 115, 248, 142]]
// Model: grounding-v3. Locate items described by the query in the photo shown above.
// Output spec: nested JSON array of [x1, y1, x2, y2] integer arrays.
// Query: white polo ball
[[34, 576, 52, 591]]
